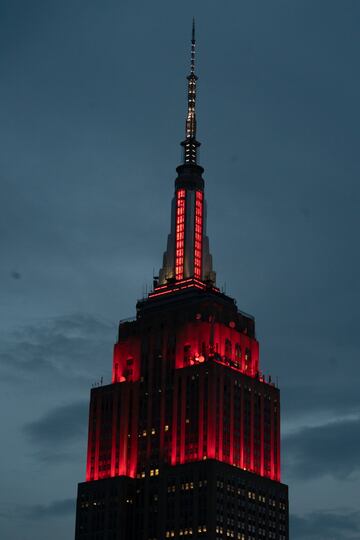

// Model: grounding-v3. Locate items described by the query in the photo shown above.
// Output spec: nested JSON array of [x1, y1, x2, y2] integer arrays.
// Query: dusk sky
[[1, 1, 360, 539]]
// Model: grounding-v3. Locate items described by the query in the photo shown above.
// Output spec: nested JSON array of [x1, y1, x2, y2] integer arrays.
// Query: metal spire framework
[[182, 18, 200, 164]]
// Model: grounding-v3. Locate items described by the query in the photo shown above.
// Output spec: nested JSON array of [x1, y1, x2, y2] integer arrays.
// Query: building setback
[[75, 22, 289, 540]]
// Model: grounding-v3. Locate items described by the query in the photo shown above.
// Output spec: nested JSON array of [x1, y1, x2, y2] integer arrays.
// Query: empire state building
[[75, 22, 289, 540]]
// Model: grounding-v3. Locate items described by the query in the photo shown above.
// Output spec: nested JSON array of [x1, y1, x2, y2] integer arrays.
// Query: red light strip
[[148, 277, 220, 299], [175, 189, 186, 280], [194, 190, 203, 279], [149, 281, 205, 299]]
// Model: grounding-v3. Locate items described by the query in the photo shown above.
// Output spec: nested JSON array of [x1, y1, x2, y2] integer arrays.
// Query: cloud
[[11, 270, 21, 279], [0, 498, 75, 523], [24, 401, 89, 450], [291, 509, 360, 540], [23, 401, 89, 463], [284, 416, 360, 480], [23, 498, 75, 520], [0, 314, 115, 384], [282, 382, 360, 418]]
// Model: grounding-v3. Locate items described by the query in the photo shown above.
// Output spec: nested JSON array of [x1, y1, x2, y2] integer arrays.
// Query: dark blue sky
[[1, 1, 360, 539]]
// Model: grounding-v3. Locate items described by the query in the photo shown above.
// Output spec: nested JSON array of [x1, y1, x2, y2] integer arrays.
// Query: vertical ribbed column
[[270, 398, 275, 480], [250, 390, 255, 472], [85, 399, 94, 481], [240, 384, 244, 469], [94, 397, 101, 480], [260, 394, 265, 477], [119, 387, 129, 475], [180, 372, 187, 463], [129, 385, 139, 478], [171, 376, 179, 465], [218, 370, 224, 461], [229, 379, 234, 465], [207, 364, 216, 459], [111, 389, 118, 477], [276, 400, 281, 481], [198, 369, 204, 460]]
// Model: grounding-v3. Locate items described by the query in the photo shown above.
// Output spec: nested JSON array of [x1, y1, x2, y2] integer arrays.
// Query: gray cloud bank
[[284, 417, 360, 480], [291, 510, 360, 540], [24, 401, 88, 446], [23, 498, 75, 520], [0, 313, 115, 384]]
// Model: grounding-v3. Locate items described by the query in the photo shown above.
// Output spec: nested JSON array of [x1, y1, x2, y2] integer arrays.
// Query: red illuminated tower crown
[[109, 22, 278, 481]]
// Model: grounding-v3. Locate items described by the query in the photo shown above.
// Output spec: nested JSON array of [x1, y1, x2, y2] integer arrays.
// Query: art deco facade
[[75, 23, 289, 540]]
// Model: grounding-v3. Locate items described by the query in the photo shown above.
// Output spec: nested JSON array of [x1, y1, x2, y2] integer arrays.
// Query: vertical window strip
[[194, 190, 203, 279], [175, 189, 186, 280]]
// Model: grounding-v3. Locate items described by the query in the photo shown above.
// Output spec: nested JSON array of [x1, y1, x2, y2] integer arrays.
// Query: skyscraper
[[75, 22, 289, 540]]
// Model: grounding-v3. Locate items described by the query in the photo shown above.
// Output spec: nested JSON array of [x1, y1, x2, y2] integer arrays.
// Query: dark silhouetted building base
[[76, 460, 288, 540], [76, 477, 136, 539]]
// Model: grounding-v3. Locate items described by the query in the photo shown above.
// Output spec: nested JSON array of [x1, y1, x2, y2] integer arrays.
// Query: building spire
[[156, 20, 216, 288], [191, 17, 196, 75], [182, 18, 200, 165]]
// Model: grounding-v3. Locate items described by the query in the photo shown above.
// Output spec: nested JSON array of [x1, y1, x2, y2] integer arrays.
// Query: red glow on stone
[[174, 321, 259, 376], [112, 337, 141, 383], [85, 303, 280, 485], [86, 382, 139, 482]]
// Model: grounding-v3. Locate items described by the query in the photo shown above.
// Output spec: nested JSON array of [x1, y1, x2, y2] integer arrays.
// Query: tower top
[[181, 19, 200, 165], [155, 22, 216, 291], [190, 17, 196, 77]]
